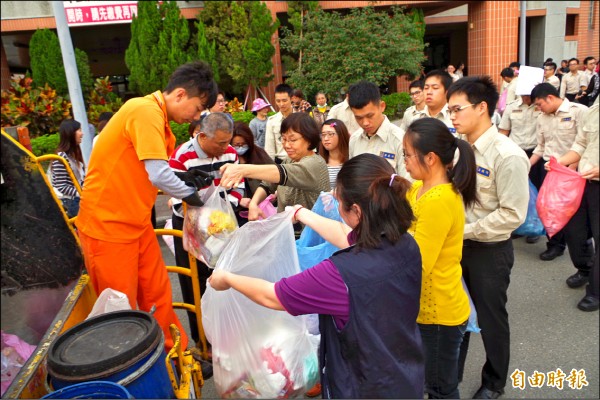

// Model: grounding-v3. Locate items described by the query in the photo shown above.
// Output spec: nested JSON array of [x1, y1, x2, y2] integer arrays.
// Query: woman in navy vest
[[209, 153, 425, 398]]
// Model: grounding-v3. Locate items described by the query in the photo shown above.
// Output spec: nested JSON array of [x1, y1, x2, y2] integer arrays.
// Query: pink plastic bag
[[497, 88, 508, 115], [239, 194, 277, 220], [1, 331, 36, 396], [536, 157, 586, 238]]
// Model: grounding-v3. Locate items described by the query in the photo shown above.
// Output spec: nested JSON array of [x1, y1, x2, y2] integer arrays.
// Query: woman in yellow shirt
[[403, 118, 478, 399]]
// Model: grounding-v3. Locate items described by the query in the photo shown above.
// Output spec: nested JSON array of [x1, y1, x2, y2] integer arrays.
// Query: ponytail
[[448, 138, 479, 208]]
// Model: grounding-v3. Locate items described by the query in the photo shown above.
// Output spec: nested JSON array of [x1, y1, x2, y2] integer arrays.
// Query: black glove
[[182, 191, 204, 208], [174, 170, 214, 190]]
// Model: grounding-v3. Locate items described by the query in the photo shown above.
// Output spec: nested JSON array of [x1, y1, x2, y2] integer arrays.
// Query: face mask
[[235, 145, 249, 156]]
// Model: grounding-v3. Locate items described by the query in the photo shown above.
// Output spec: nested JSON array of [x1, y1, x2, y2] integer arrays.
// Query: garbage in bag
[[202, 210, 319, 398], [86, 288, 131, 320], [296, 192, 343, 271], [183, 184, 238, 268], [536, 157, 586, 238], [513, 179, 546, 237], [1, 331, 36, 396]]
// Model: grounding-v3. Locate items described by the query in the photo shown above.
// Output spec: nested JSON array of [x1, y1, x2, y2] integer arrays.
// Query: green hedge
[[382, 92, 412, 121], [31, 133, 59, 156]]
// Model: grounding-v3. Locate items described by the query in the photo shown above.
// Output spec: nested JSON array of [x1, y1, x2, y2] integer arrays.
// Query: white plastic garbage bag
[[86, 288, 131, 320], [202, 211, 318, 398]]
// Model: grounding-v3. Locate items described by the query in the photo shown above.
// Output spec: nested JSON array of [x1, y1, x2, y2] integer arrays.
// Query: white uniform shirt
[[498, 98, 541, 150], [328, 99, 361, 134]]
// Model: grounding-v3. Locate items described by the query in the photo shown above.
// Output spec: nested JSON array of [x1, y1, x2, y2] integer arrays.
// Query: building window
[[566, 13, 578, 36]]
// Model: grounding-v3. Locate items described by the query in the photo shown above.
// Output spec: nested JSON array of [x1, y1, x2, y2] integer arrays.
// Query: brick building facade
[[1, 1, 599, 104]]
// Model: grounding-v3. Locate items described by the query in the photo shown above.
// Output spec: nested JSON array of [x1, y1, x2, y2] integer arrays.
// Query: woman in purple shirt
[[209, 153, 424, 399]]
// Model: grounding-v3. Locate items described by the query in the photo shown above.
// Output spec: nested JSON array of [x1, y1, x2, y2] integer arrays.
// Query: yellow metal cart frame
[[1, 130, 208, 399]]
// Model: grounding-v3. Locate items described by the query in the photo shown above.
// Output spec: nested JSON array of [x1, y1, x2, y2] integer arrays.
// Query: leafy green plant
[[1, 76, 72, 139], [231, 111, 255, 125], [170, 121, 191, 146], [382, 92, 412, 121], [87, 77, 123, 125], [29, 28, 94, 98], [30, 132, 60, 156]]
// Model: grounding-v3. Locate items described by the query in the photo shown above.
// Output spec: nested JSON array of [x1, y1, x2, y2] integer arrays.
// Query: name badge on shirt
[[448, 127, 457, 134], [512, 109, 523, 113], [561, 117, 572, 122], [476, 165, 491, 178], [380, 151, 396, 160]]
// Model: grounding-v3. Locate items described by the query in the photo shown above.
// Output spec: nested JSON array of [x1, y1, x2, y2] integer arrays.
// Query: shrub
[[1, 76, 72, 139], [30, 132, 60, 156], [170, 121, 191, 146], [87, 77, 123, 125], [382, 92, 412, 121]]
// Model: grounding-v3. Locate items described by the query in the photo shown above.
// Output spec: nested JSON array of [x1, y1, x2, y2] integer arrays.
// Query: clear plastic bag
[[295, 192, 343, 271], [461, 279, 481, 334], [536, 157, 586, 238], [202, 211, 319, 398], [86, 288, 131, 320], [183, 184, 239, 268], [513, 180, 546, 237]]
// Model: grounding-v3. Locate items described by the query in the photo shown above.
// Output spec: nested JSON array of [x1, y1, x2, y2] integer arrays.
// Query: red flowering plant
[[1, 75, 71, 138], [86, 76, 123, 126]]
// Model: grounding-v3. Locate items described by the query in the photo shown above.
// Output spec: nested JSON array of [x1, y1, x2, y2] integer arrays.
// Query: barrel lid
[[47, 310, 160, 378]]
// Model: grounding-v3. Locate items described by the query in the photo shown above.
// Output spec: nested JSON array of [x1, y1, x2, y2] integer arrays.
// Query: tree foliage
[[125, 1, 194, 95], [29, 29, 94, 98], [280, 6, 426, 100], [198, 1, 279, 94], [195, 21, 219, 83]]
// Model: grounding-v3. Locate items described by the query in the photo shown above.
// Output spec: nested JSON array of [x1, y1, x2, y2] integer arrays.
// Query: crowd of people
[[51, 56, 598, 399]]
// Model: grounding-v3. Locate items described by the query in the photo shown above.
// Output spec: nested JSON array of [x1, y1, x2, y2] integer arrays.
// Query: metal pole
[[519, 1, 527, 66], [51, 1, 92, 166]]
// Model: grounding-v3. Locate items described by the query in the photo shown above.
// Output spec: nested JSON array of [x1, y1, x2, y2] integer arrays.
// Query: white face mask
[[235, 145, 249, 156]]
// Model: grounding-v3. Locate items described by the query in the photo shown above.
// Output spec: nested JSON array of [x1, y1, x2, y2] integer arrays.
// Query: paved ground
[[155, 195, 599, 399]]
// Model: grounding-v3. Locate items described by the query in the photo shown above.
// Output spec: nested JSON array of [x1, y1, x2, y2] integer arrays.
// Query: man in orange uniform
[[76, 61, 218, 351]]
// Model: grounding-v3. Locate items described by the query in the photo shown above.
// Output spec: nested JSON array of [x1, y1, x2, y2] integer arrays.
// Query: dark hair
[[57, 119, 83, 164], [500, 67, 515, 78], [280, 112, 321, 150], [405, 119, 478, 208], [424, 70, 453, 92], [335, 153, 414, 249], [509, 61, 521, 69], [544, 58, 553, 63], [98, 112, 114, 123], [164, 61, 218, 109], [561, 59, 568, 65], [409, 80, 424, 90], [291, 89, 305, 99], [568, 57, 579, 65], [347, 81, 381, 109], [232, 122, 273, 165], [97, 112, 114, 133], [530, 82, 560, 102], [318, 119, 350, 164], [584, 56, 596, 65], [188, 119, 201, 138], [275, 83, 293, 97], [446, 76, 499, 118], [544, 62, 557, 72]]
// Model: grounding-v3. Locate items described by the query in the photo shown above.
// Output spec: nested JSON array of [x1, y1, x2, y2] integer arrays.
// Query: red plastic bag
[[536, 157, 586, 238]]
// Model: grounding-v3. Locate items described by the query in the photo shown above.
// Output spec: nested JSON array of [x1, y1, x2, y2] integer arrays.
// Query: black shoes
[[526, 236, 540, 243], [577, 296, 599, 312], [473, 385, 504, 399], [539, 246, 564, 261], [566, 272, 590, 288]]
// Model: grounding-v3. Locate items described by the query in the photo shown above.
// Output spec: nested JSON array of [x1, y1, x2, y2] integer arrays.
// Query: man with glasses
[[543, 62, 560, 90], [348, 80, 407, 178], [168, 112, 243, 353], [560, 58, 586, 102], [529, 83, 591, 265], [582, 56, 597, 87], [399, 80, 426, 133], [448, 76, 529, 400]]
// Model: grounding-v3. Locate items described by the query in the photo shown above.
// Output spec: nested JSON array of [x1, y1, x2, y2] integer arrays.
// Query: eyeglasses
[[544, 68, 554, 71], [320, 132, 337, 139], [232, 143, 247, 149], [409, 90, 422, 97], [280, 136, 301, 144], [568, 63, 578, 66], [448, 103, 476, 115], [402, 151, 418, 160]]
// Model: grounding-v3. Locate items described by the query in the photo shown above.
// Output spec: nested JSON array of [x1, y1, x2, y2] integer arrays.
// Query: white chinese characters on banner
[[63, 1, 138, 26]]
